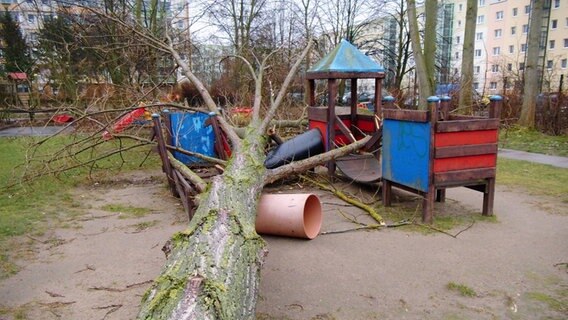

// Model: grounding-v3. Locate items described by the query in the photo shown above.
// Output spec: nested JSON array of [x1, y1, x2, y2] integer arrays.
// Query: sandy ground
[[0, 170, 566, 320]]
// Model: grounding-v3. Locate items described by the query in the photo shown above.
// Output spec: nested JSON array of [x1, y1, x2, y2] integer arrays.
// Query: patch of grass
[[499, 126, 568, 157], [102, 204, 152, 218], [378, 202, 498, 234], [0, 135, 159, 278], [447, 282, 477, 297], [130, 220, 159, 231], [497, 158, 568, 203], [526, 292, 568, 313]]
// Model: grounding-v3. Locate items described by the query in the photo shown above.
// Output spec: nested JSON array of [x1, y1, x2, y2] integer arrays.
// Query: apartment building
[[449, 0, 568, 94]]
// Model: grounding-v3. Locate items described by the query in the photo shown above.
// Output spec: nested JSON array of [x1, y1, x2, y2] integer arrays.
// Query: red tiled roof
[[7, 72, 27, 80]]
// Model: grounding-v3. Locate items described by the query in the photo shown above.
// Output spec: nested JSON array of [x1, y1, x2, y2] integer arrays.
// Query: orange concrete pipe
[[256, 194, 322, 240]]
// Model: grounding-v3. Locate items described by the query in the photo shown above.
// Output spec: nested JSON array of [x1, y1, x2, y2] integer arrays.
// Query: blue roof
[[308, 40, 384, 73]]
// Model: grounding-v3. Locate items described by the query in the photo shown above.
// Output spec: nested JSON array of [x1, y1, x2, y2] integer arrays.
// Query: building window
[[566, 17, 568, 27], [513, 7, 518, 16], [458, 20, 462, 27], [495, 29, 502, 38], [496, 11, 504, 20], [511, 26, 516, 35], [547, 60, 553, 69], [551, 19, 558, 29], [475, 49, 482, 57], [477, 15, 485, 24], [459, 4, 463, 11], [479, 0, 485, 6], [554, 0, 560, 9], [490, 82, 497, 89], [507, 63, 513, 71], [550, 40, 555, 49], [27, 14, 35, 23], [521, 43, 527, 52], [476, 32, 484, 40], [474, 66, 481, 74], [561, 59, 567, 69], [474, 82, 479, 90], [564, 38, 568, 48], [519, 62, 525, 70], [455, 52, 460, 59], [491, 65, 499, 73], [456, 36, 461, 44], [509, 45, 514, 53], [493, 47, 501, 55], [523, 24, 529, 33], [525, 5, 531, 14]]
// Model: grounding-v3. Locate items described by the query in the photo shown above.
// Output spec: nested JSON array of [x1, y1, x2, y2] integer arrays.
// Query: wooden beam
[[434, 143, 498, 158], [434, 168, 496, 185], [436, 119, 500, 132], [383, 109, 430, 122]]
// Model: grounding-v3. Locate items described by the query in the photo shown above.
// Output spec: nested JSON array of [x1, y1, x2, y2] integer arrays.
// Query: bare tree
[[458, 0, 477, 112], [407, 0, 437, 109], [519, 0, 545, 127]]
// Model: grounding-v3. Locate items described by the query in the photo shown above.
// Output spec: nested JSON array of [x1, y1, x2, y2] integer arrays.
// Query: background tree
[[407, 0, 437, 109], [0, 10, 33, 75], [519, 0, 545, 128], [458, 0, 478, 112]]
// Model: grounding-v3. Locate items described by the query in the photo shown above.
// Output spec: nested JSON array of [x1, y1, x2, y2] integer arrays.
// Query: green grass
[[447, 282, 477, 297], [499, 126, 568, 157], [101, 204, 152, 218], [0, 135, 159, 278], [497, 158, 568, 203], [525, 292, 568, 313]]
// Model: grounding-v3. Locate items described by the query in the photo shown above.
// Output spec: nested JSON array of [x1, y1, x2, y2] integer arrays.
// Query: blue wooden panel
[[382, 119, 431, 192], [169, 112, 215, 164]]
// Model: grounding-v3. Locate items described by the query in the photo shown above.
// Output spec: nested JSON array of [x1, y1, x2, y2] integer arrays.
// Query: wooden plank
[[434, 154, 497, 172], [436, 119, 500, 132], [306, 71, 385, 79], [434, 168, 496, 185], [335, 115, 356, 143], [435, 143, 498, 158], [435, 130, 498, 147], [383, 109, 430, 122], [483, 178, 496, 216], [448, 114, 485, 120]]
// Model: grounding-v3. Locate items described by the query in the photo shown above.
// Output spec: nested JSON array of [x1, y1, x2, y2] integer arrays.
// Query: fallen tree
[[136, 36, 377, 319]]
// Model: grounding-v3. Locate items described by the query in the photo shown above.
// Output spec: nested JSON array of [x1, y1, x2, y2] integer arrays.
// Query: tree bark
[[407, 0, 436, 109], [138, 128, 269, 319], [520, 0, 545, 127], [458, 0, 477, 112]]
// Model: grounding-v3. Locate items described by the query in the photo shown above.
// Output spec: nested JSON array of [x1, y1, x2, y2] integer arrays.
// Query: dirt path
[[0, 171, 566, 319]]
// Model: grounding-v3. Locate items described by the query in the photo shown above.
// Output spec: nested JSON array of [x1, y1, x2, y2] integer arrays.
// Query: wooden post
[[489, 95, 503, 119], [327, 79, 338, 177], [482, 178, 496, 216], [382, 179, 392, 207], [308, 79, 316, 106], [350, 78, 358, 133], [374, 78, 382, 116], [423, 96, 440, 223], [152, 114, 179, 197], [439, 95, 451, 120]]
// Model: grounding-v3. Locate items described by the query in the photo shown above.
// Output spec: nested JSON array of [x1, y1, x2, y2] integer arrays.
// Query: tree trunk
[[407, 0, 435, 109], [138, 128, 269, 319], [520, 0, 545, 127], [459, 0, 477, 113]]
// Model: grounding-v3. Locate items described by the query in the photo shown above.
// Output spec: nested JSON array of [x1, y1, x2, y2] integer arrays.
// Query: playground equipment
[[305, 40, 385, 182], [381, 95, 503, 223]]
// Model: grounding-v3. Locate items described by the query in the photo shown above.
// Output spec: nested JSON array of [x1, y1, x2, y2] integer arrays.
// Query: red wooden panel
[[434, 154, 497, 172], [357, 118, 376, 132], [435, 130, 498, 147]]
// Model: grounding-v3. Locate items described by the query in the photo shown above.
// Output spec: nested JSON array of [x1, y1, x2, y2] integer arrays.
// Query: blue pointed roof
[[307, 40, 384, 78]]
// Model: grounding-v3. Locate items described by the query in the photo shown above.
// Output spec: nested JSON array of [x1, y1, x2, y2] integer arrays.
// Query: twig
[[125, 279, 154, 289], [301, 175, 385, 225], [93, 304, 123, 320], [45, 291, 65, 298], [74, 264, 96, 274], [413, 218, 476, 238]]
